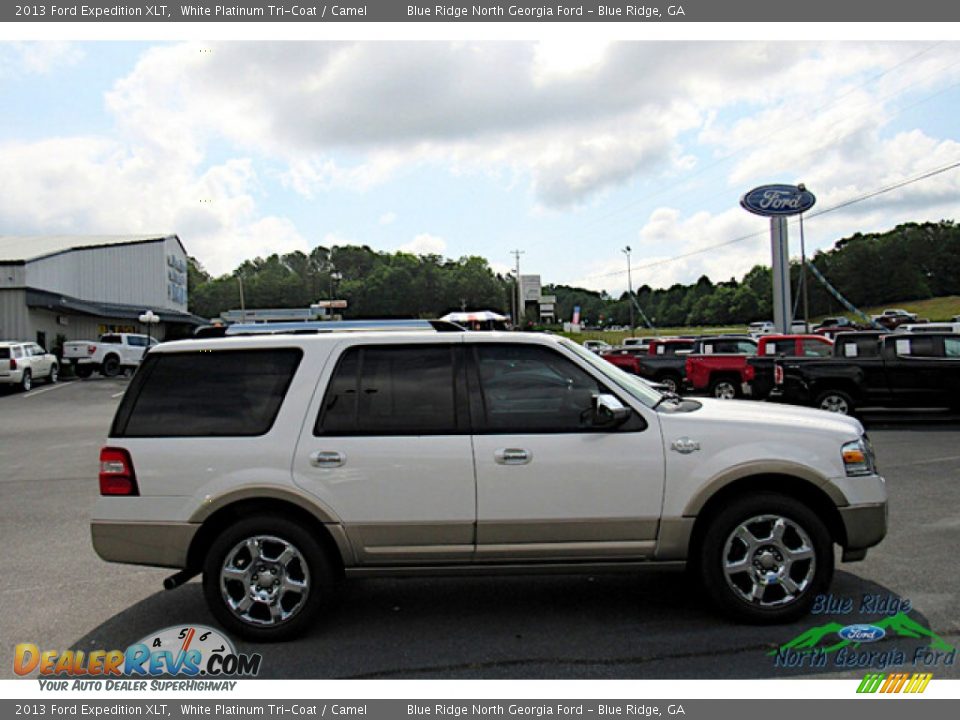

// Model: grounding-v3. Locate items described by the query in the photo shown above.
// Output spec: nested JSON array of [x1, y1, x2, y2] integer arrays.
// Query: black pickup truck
[[745, 332, 880, 401], [760, 332, 960, 415]]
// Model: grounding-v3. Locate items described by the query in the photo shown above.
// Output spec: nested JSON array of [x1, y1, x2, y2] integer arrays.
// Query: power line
[[585, 156, 960, 281]]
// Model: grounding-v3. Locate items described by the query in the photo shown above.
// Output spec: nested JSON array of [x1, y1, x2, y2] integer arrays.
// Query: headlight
[[842, 437, 876, 476]]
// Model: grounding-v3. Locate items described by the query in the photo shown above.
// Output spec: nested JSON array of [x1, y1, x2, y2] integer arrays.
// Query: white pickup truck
[[63, 333, 158, 378]]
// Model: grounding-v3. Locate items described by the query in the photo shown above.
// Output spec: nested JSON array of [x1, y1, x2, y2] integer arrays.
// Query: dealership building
[[0, 234, 205, 350]]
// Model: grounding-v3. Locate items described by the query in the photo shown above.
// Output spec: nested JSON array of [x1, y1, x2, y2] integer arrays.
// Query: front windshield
[[560, 338, 663, 408]]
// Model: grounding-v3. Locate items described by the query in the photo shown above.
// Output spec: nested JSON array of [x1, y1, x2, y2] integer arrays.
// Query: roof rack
[[194, 319, 466, 338]]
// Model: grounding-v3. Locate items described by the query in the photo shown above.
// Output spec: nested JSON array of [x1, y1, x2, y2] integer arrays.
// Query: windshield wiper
[[652, 391, 681, 410]]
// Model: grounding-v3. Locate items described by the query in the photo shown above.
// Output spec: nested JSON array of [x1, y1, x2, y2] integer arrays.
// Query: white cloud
[[0, 42, 83, 76], [398, 233, 447, 256], [378, 211, 397, 226]]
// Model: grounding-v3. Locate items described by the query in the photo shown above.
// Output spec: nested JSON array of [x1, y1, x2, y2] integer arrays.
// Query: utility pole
[[622, 246, 634, 337], [510, 249, 525, 328], [798, 187, 810, 333]]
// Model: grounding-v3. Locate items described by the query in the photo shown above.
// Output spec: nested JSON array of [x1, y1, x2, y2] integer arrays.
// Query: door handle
[[309, 451, 345, 468], [495, 448, 532, 465]]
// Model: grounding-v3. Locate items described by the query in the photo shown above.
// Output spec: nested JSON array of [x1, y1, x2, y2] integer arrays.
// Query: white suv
[[92, 325, 887, 640], [0, 341, 59, 391]]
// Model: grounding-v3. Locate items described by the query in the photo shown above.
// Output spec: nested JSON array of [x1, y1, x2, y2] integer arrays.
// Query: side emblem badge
[[671, 437, 700, 454]]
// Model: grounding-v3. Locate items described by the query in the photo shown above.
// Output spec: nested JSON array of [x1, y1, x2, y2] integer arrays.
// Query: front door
[[468, 342, 665, 562]]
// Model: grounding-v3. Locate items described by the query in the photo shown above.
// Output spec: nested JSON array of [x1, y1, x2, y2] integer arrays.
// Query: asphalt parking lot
[[2, 377, 958, 679]]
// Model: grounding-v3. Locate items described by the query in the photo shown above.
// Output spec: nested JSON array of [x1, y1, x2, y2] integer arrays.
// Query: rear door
[[468, 342, 664, 562], [293, 341, 476, 565]]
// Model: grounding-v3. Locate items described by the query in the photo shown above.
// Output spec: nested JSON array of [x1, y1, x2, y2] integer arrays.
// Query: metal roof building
[[0, 234, 204, 351]]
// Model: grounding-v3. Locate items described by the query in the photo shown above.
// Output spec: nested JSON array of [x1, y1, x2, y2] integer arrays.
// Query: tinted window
[[900, 336, 938, 357], [115, 349, 302, 437], [316, 345, 461, 435], [127, 336, 147, 347], [473, 345, 611, 433], [0, 348, 9, 359], [101, 335, 122, 344], [764, 340, 796, 355], [802, 340, 832, 357]]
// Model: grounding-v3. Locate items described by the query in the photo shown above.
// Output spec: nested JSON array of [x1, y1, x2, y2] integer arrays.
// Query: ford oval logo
[[740, 184, 816, 217], [838, 624, 886, 643]]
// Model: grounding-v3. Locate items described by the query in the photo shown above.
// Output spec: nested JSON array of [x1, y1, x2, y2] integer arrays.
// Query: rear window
[[101, 335, 122, 344], [0, 348, 9, 359], [112, 349, 302, 437]]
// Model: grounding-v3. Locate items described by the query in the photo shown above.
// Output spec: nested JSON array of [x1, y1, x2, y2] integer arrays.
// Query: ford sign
[[741, 184, 816, 217], [838, 624, 887, 643]]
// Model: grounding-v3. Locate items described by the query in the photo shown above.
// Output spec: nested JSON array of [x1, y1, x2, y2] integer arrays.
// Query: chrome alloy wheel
[[713, 381, 737, 399], [819, 394, 850, 414], [220, 535, 310, 626], [722, 515, 816, 607]]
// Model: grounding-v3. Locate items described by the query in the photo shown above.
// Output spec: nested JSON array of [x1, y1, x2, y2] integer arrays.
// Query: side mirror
[[592, 393, 632, 427]]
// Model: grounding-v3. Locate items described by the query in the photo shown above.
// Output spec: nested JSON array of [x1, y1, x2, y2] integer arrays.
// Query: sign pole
[[770, 216, 792, 334]]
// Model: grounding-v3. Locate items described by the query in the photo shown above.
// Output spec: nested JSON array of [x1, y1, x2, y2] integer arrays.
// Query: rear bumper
[[91, 520, 198, 569], [839, 502, 887, 552]]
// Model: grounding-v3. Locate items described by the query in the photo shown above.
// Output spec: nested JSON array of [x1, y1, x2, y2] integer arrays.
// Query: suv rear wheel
[[20, 369, 32, 392], [697, 493, 833, 623], [202, 514, 334, 642], [48, 364, 59, 384]]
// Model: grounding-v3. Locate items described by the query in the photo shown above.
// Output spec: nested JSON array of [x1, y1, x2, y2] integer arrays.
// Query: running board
[[345, 560, 686, 578]]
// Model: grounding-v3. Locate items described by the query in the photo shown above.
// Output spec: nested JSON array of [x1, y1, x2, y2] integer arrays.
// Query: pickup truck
[[686, 335, 834, 399], [745, 332, 882, 402], [765, 332, 960, 414], [683, 336, 759, 398], [63, 333, 158, 378]]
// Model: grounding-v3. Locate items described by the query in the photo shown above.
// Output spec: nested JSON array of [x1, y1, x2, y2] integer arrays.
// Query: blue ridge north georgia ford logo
[[740, 184, 817, 217], [838, 624, 887, 643]]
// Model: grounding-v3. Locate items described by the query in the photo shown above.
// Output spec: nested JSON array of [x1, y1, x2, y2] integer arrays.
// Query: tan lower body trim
[[91, 521, 198, 569], [345, 518, 659, 565]]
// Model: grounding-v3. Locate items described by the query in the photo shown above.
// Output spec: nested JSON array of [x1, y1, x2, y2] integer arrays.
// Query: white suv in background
[[0, 341, 58, 392], [92, 324, 887, 641]]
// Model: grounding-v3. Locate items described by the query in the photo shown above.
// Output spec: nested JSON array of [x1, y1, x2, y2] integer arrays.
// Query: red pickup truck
[[686, 334, 833, 399]]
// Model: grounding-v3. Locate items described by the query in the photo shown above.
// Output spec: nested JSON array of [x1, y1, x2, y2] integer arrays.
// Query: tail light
[[774, 364, 784, 385], [744, 365, 755, 381], [87, 345, 96, 355], [99, 447, 139, 496], [9, 358, 16, 370]]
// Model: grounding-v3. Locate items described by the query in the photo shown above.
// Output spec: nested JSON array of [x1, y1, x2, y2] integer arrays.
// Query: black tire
[[656, 372, 682, 394], [47, 364, 59, 385], [697, 492, 834, 624], [709, 376, 741, 400], [202, 514, 335, 642], [101, 355, 120, 377], [19, 369, 32, 393], [75, 364, 94, 379], [814, 388, 855, 415]]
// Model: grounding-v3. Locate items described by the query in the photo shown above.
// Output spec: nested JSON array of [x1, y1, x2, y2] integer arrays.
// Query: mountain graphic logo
[[771, 612, 955, 655]]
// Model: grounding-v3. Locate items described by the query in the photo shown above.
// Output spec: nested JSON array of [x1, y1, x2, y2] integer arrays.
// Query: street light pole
[[622, 246, 634, 337], [510, 249, 525, 328]]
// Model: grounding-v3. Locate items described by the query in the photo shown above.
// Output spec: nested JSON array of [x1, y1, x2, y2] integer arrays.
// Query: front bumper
[[91, 520, 198, 569], [839, 502, 888, 552]]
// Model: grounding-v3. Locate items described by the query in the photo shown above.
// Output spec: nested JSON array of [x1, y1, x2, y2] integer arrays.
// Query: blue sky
[[2, 40, 960, 297]]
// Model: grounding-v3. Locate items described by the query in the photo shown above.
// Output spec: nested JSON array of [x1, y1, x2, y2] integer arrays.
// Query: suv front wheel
[[697, 493, 833, 624], [202, 514, 334, 641]]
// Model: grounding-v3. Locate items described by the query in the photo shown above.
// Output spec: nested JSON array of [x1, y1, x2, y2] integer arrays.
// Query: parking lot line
[[20, 383, 72, 399], [111, 391, 125, 398]]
